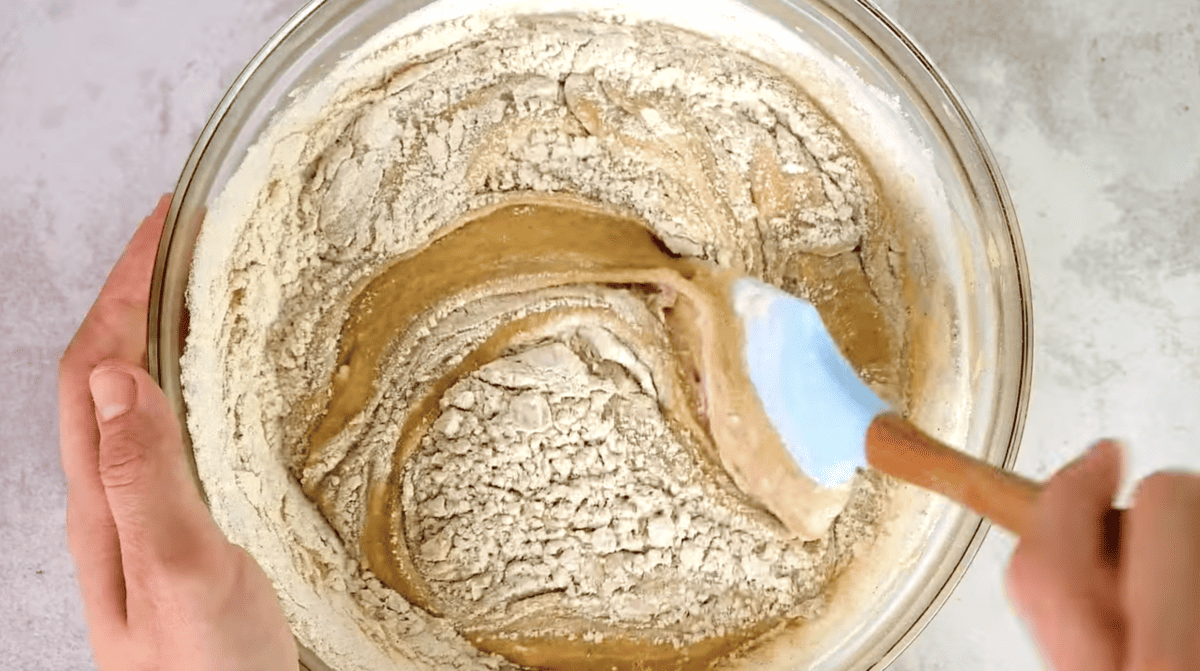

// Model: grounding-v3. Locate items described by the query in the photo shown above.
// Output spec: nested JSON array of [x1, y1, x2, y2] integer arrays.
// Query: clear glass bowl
[[148, 1, 1033, 669]]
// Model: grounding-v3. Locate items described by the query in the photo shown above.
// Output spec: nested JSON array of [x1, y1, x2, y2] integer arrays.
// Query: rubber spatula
[[732, 277, 1047, 536]]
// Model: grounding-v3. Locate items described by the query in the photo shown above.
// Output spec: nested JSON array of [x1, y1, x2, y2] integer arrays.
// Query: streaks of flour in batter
[[187, 14, 910, 671]]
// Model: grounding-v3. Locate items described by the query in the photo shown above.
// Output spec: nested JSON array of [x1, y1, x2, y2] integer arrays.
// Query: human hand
[[1006, 440, 1200, 671], [58, 196, 298, 671]]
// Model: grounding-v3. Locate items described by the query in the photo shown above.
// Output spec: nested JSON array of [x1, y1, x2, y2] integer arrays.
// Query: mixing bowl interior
[[149, 1, 1032, 669]]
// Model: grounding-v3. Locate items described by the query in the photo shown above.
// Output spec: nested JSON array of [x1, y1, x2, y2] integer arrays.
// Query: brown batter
[[185, 14, 943, 671], [291, 196, 900, 670]]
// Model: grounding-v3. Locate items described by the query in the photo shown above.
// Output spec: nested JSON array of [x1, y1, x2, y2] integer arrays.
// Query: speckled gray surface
[[1, 0, 1197, 669]]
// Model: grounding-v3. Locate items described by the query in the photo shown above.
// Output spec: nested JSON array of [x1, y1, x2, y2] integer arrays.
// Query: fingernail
[[90, 368, 136, 422]]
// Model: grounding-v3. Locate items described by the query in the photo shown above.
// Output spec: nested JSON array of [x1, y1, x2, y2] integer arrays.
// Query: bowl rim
[[147, 0, 1034, 668]]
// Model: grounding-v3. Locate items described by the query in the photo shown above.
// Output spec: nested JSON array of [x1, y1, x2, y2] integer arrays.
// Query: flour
[[404, 338, 885, 644], [185, 11, 915, 671]]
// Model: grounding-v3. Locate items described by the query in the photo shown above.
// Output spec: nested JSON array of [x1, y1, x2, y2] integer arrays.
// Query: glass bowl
[[148, 0, 1033, 669]]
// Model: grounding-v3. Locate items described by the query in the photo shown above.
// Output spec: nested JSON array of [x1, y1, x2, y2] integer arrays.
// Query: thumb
[[1034, 439, 1123, 568], [1045, 439, 1122, 516], [89, 361, 228, 580]]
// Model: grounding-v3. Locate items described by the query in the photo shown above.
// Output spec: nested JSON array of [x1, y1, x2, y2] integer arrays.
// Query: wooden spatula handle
[[865, 413, 1042, 536], [865, 413, 1126, 561]]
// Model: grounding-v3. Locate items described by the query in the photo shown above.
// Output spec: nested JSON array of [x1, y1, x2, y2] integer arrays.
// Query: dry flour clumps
[[404, 339, 884, 642]]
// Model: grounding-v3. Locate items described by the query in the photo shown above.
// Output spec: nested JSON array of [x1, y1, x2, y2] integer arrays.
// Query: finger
[[1122, 471, 1200, 669], [90, 361, 228, 616], [100, 193, 173, 311], [1006, 441, 1125, 671], [1033, 439, 1123, 571], [63, 193, 171, 369], [58, 195, 172, 627]]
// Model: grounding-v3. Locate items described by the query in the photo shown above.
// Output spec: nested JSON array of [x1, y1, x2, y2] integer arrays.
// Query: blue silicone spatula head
[[731, 277, 890, 487]]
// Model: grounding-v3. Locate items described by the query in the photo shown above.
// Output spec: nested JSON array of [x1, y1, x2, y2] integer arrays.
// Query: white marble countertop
[[2, 0, 1197, 669]]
